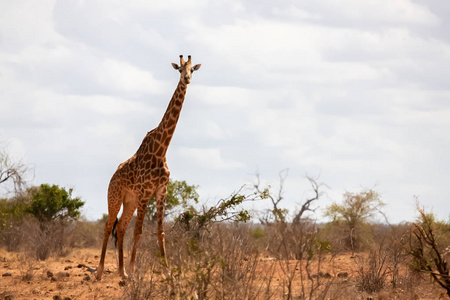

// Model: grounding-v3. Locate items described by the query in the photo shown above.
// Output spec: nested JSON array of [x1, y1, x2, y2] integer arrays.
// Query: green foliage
[[306, 238, 332, 260], [250, 227, 265, 239], [27, 184, 84, 223], [0, 199, 24, 227], [324, 189, 384, 229], [98, 213, 109, 223], [0, 191, 32, 233], [147, 179, 199, 222], [175, 191, 251, 234], [315, 238, 331, 254], [323, 189, 383, 253]]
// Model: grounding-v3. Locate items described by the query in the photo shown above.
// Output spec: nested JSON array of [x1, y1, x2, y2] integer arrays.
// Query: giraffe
[[96, 55, 201, 280]]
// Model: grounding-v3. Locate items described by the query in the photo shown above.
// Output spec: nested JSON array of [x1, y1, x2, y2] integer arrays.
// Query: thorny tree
[[406, 205, 450, 297]]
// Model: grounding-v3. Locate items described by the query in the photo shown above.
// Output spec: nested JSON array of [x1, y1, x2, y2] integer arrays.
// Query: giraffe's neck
[[154, 80, 188, 152]]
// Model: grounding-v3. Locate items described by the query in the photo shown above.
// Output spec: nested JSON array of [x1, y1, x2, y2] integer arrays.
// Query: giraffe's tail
[[112, 218, 119, 248]]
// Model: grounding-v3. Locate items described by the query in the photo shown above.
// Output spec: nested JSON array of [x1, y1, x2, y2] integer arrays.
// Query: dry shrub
[[406, 207, 450, 297], [123, 222, 270, 300], [68, 219, 104, 248], [319, 221, 375, 255], [355, 248, 388, 294], [17, 253, 38, 281], [2, 216, 106, 261], [2, 219, 25, 252], [126, 219, 336, 299], [5, 217, 73, 260], [263, 221, 335, 300], [124, 250, 162, 300]]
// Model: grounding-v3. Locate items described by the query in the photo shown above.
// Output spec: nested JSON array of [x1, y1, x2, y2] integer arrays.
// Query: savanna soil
[[0, 248, 447, 300], [0, 248, 123, 300]]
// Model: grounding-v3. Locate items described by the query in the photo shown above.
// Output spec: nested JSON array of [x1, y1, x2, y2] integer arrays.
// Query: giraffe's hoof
[[120, 271, 129, 280], [95, 269, 103, 281]]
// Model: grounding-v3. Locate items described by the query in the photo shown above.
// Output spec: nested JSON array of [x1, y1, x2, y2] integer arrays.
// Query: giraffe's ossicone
[[96, 55, 201, 280]]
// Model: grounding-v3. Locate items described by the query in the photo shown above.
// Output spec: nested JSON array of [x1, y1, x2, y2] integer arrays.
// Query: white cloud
[[196, 119, 231, 140], [176, 147, 245, 170], [318, 0, 438, 25], [0, 0, 57, 51], [1, 0, 449, 223], [193, 85, 262, 108], [95, 59, 168, 95]]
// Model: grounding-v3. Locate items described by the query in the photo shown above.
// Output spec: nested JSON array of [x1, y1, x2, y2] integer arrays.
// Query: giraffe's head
[[171, 55, 201, 85]]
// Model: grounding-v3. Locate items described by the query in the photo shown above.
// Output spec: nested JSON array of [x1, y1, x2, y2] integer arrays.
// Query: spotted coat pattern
[[96, 55, 201, 280]]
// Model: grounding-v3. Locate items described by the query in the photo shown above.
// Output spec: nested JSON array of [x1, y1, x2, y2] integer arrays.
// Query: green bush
[[27, 184, 84, 223]]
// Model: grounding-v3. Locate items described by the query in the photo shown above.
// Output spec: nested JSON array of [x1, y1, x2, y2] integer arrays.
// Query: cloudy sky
[[1, 0, 449, 223]]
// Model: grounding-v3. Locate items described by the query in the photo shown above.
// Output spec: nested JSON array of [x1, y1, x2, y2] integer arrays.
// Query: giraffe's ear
[[171, 63, 180, 70], [193, 64, 201, 71]]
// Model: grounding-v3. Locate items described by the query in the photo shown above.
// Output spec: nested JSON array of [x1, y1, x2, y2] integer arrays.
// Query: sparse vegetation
[[146, 179, 199, 222], [1, 184, 84, 260], [1, 169, 449, 299], [406, 205, 450, 297], [324, 189, 384, 255], [355, 246, 389, 294]]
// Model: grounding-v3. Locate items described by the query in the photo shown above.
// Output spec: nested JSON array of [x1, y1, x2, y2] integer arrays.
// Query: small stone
[[118, 280, 126, 287], [47, 271, 54, 278], [2, 272, 12, 277], [51, 276, 58, 282], [64, 266, 72, 270], [83, 275, 91, 281], [337, 272, 348, 278]]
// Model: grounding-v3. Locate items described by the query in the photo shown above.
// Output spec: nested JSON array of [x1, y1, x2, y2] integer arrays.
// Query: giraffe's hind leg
[[129, 199, 150, 274], [116, 191, 138, 278]]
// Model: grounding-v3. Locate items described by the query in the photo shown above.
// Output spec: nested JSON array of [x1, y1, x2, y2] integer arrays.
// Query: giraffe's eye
[[179, 69, 182, 73]]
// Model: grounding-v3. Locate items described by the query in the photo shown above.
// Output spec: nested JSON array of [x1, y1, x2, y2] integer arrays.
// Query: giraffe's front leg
[[155, 185, 168, 265]]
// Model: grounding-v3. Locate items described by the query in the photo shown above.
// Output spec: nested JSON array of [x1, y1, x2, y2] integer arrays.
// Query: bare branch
[[0, 147, 31, 194], [253, 170, 289, 224], [293, 175, 324, 224]]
